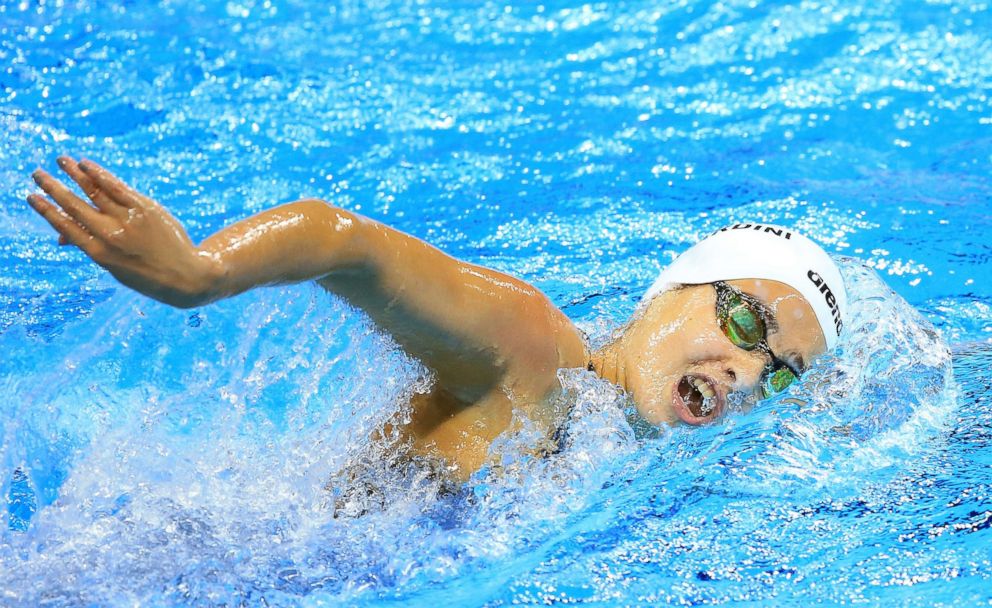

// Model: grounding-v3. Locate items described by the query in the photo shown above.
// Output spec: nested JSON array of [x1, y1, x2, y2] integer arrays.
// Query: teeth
[[689, 376, 718, 416], [690, 377, 715, 399]]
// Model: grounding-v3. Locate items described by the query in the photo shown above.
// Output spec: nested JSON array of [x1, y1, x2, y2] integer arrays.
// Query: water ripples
[[1, 0, 990, 604]]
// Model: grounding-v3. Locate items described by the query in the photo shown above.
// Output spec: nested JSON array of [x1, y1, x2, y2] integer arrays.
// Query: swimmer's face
[[622, 279, 827, 426]]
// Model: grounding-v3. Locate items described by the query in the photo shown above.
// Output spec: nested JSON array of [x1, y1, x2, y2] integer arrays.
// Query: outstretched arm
[[28, 157, 366, 308], [27, 158, 588, 401]]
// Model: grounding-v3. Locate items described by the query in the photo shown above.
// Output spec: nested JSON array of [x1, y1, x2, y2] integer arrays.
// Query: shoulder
[[466, 264, 588, 379]]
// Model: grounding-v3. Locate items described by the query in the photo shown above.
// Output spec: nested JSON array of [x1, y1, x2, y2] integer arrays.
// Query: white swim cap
[[642, 223, 847, 350]]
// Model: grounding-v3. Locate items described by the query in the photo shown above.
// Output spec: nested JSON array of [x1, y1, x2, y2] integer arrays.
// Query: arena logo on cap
[[715, 223, 793, 240], [807, 270, 843, 336]]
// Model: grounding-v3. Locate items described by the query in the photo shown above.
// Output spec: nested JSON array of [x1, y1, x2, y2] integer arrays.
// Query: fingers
[[76, 159, 149, 210], [31, 168, 115, 235], [27, 193, 96, 251], [56, 156, 124, 217]]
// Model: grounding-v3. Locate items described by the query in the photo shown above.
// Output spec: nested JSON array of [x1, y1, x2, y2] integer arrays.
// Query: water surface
[[1, 0, 990, 605]]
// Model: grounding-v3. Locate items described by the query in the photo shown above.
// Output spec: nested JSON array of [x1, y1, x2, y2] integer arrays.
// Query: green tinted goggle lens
[[716, 283, 799, 399], [721, 293, 766, 350], [761, 365, 798, 398]]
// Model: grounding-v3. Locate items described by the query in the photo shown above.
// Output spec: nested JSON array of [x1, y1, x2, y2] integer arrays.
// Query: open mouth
[[675, 375, 721, 422]]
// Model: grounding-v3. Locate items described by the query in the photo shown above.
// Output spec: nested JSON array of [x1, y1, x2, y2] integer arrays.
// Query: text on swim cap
[[716, 223, 793, 239], [807, 270, 843, 336]]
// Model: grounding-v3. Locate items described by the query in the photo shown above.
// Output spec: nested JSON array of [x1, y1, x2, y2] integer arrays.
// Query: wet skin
[[27, 158, 826, 481], [590, 280, 826, 427]]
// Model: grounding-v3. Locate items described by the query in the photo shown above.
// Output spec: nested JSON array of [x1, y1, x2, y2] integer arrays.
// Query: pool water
[[1, 0, 990, 605]]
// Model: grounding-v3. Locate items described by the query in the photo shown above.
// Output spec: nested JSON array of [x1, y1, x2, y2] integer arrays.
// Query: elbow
[[292, 199, 362, 235], [292, 199, 368, 271], [293, 198, 347, 218]]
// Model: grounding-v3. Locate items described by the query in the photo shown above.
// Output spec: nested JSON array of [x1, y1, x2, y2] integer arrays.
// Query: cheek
[[626, 353, 682, 426], [634, 318, 730, 390], [634, 391, 678, 427], [670, 320, 734, 364], [647, 309, 722, 358]]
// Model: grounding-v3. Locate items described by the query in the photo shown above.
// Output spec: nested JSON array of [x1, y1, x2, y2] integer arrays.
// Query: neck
[[589, 337, 627, 391]]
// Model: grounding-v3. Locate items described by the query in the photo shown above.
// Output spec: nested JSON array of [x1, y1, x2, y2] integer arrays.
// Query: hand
[[27, 157, 221, 308]]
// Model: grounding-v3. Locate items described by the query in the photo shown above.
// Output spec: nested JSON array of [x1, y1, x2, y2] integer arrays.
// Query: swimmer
[[26, 157, 847, 481]]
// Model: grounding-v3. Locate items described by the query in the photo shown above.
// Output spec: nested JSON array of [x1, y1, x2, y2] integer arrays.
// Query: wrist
[[185, 249, 226, 306], [166, 249, 225, 308]]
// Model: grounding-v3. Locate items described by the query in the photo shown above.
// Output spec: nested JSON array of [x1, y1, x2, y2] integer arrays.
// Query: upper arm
[[197, 198, 586, 400], [318, 217, 586, 402]]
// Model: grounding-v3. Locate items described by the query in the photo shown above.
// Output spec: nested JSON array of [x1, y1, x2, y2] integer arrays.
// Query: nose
[[722, 346, 771, 392]]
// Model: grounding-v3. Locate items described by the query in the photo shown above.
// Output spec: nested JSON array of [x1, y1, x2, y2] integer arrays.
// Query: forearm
[[28, 159, 374, 310], [195, 199, 366, 305]]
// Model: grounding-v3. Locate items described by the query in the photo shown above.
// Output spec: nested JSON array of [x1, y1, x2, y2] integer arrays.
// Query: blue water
[[1, 0, 990, 605]]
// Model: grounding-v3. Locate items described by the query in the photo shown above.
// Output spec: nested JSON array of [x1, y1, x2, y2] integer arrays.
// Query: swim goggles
[[714, 281, 800, 399]]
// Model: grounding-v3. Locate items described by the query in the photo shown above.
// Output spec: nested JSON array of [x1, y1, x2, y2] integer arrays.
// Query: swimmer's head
[[641, 223, 847, 350], [597, 223, 847, 427]]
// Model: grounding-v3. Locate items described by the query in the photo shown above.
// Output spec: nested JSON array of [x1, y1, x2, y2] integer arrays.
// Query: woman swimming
[[26, 157, 847, 482]]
